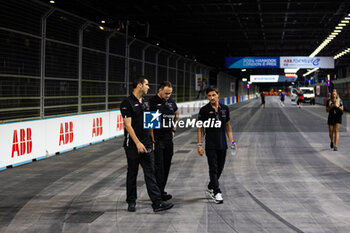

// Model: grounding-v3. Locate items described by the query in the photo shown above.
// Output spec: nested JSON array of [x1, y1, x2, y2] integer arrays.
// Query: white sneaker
[[214, 193, 223, 204]]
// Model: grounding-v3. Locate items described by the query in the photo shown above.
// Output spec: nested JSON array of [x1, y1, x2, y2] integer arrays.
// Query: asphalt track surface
[[1, 96, 350, 233]]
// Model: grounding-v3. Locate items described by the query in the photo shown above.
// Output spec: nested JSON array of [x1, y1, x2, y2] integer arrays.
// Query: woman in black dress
[[326, 89, 344, 151]]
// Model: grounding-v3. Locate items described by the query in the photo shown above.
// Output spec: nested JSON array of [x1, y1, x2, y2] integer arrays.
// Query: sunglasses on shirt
[[215, 111, 219, 120]]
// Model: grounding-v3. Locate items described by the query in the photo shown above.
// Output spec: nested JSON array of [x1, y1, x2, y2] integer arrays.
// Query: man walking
[[197, 87, 236, 204], [150, 81, 179, 201], [120, 76, 173, 212], [260, 91, 266, 108], [280, 91, 285, 106]]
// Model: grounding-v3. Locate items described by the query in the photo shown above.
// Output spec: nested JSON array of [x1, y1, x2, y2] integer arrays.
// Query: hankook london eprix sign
[[226, 56, 334, 69]]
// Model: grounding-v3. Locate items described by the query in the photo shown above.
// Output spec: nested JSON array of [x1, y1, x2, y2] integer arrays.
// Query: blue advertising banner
[[226, 57, 280, 68], [280, 57, 334, 69], [278, 75, 297, 82], [226, 56, 334, 69]]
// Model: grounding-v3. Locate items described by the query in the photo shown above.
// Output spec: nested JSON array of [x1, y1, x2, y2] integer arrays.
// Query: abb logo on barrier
[[11, 128, 32, 158], [92, 117, 103, 137], [59, 122, 74, 145], [116, 114, 124, 131]]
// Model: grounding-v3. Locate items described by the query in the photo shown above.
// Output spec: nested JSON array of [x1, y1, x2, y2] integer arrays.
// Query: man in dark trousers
[[197, 87, 236, 204], [260, 91, 266, 108], [120, 76, 173, 212], [149, 81, 179, 201]]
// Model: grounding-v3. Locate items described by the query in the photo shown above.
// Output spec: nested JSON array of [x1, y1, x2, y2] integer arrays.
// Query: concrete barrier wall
[[219, 94, 255, 105], [0, 99, 209, 170], [316, 97, 350, 112], [0, 95, 251, 170], [343, 100, 350, 112], [315, 97, 327, 105]]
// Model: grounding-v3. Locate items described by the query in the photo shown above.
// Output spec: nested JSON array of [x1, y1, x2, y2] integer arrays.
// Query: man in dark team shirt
[[149, 81, 179, 201], [197, 87, 236, 204], [120, 76, 173, 212]]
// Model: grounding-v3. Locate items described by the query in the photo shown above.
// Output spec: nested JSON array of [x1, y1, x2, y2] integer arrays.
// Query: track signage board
[[226, 57, 279, 68], [250, 75, 297, 83], [280, 57, 334, 69], [226, 56, 334, 69]]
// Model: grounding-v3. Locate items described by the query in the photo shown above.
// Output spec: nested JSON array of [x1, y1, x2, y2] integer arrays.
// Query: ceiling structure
[[40, 0, 350, 77]]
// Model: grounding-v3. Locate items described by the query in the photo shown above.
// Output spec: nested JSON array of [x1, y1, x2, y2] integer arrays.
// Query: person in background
[[280, 92, 285, 106], [259, 91, 265, 108], [326, 89, 344, 151], [297, 90, 304, 108], [196, 82, 207, 100]]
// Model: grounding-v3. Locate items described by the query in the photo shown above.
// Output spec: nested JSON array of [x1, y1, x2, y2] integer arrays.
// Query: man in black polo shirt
[[197, 87, 236, 204], [149, 81, 179, 201], [120, 76, 173, 212]]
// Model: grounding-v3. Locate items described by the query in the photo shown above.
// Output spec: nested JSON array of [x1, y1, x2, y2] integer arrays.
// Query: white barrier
[[177, 100, 208, 117], [220, 94, 255, 105], [0, 100, 208, 169], [0, 96, 254, 170], [0, 120, 46, 169]]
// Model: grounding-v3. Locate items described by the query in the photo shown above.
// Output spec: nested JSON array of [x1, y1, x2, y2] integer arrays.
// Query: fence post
[[124, 21, 129, 96], [40, 7, 55, 118], [142, 45, 150, 75], [78, 22, 90, 114], [183, 63, 187, 102], [166, 55, 170, 81], [125, 26, 135, 95], [175, 57, 181, 102], [155, 50, 161, 86], [189, 63, 193, 101], [106, 32, 115, 111]]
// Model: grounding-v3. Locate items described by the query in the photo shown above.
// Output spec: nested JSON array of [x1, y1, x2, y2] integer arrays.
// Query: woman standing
[[326, 89, 344, 151]]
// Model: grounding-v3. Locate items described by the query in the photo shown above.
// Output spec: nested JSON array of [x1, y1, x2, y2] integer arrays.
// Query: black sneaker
[[161, 194, 172, 201], [152, 201, 174, 212], [127, 202, 136, 212], [330, 142, 334, 149], [334, 147, 338, 151]]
